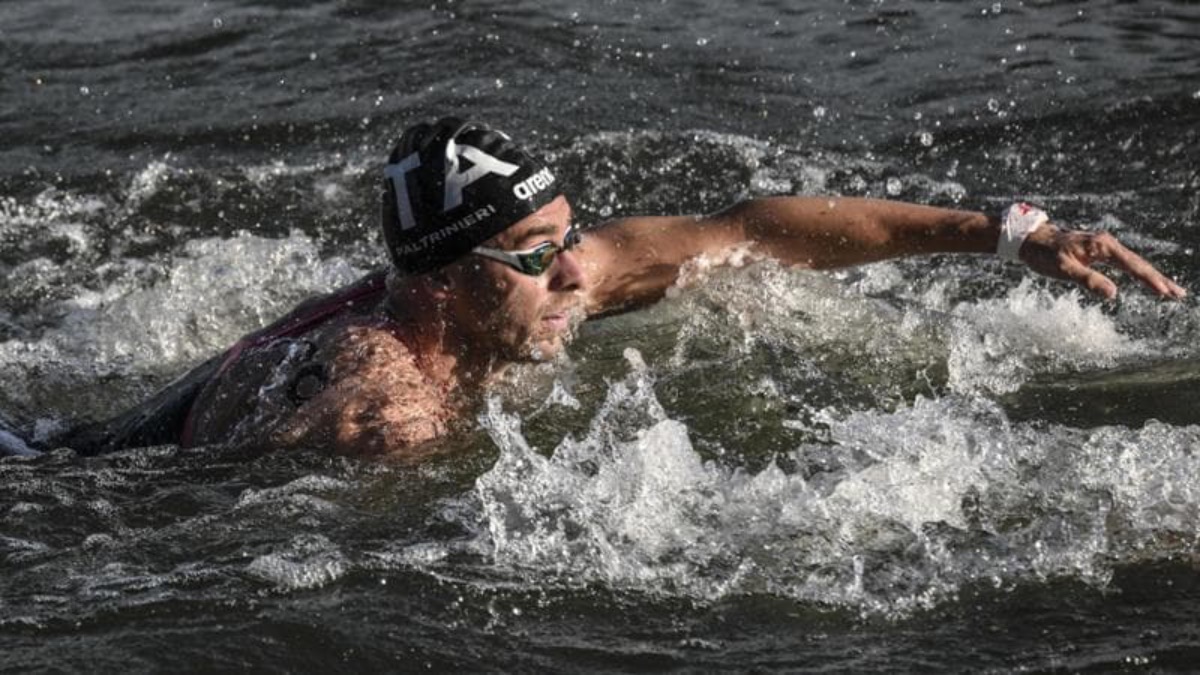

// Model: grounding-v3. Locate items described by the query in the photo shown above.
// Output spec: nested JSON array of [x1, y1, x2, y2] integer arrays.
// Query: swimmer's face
[[446, 195, 588, 362]]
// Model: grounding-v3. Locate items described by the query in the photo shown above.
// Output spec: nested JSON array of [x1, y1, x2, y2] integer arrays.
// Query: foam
[[235, 475, 352, 513], [463, 350, 1200, 615], [245, 534, 349, 590], [947, 280, 1146, 394]]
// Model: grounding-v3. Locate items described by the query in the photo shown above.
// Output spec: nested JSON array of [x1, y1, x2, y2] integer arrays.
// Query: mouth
[[541, 312, 570, 333], [540, 304, 583, 336]]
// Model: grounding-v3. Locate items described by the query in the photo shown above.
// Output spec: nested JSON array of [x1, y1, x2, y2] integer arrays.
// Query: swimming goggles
[[472, 225, 582, 276]]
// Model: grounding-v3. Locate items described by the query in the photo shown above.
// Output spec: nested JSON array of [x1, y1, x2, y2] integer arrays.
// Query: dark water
[[3, 0, 1200, 670]]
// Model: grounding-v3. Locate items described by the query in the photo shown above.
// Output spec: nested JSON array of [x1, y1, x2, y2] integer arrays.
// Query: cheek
[[496, 278, 546, 325], [467, 274, 543, 332]]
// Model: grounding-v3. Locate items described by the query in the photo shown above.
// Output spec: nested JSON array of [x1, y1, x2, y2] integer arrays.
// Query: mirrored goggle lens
[[516, 243, 557, 275], [563, 226, 582, 248]]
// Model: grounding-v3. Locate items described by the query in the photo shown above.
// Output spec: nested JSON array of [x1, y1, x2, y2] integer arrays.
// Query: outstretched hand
[[1020, 225, 1188, 300]]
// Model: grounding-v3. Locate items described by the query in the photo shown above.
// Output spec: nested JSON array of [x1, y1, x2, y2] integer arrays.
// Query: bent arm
[[582, 196, 1185, 316]]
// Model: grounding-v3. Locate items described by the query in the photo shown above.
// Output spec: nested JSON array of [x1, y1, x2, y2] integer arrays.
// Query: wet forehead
[[492, 196, 572, 248]]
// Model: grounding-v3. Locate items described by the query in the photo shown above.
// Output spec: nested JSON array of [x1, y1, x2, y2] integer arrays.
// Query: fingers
[[1102, 237, 1188, 299], [1059, 254, 1118, 300], [1023, 225, 1187, 300]]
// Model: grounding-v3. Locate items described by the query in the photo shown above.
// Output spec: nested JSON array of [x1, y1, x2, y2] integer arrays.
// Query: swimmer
[[15, 117, 1187, 459]]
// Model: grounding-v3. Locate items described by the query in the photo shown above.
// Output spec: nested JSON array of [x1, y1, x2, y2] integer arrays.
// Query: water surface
[[3, 0, 1200, 670]]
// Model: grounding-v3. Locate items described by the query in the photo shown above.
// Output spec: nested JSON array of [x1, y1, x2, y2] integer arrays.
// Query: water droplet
[[495, 78, 504, 89], [309, 52, 318, 61], [991, 2, 1002, 13], [1193, 89, 1200, 100], [849, 50, 858, 59], [1015, 43, 1026, 53], [696, 37, 709, 46], [812, 106, 827, 119], [79, 86, 90, 96], [918, 131, 934, 147], [212, 17, 223, 29], [886, 177, 903, 195]]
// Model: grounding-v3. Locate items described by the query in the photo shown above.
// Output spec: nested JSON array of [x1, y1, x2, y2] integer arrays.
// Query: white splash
[[463, 342, 1199, 616], [0, 230, 363, 421], [947, 280, 1144, 394]]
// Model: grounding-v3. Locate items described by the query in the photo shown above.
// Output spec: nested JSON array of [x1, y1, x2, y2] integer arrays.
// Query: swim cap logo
[[513, 167, 555, 201], [384, 144, 519, 231], [443, 144, 519, 212]]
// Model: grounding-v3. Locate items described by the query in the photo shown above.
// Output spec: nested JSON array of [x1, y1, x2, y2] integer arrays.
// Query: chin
[[502, 310, 582, 363], [522, 326, 580, 362], [522, 337, 566, 362]]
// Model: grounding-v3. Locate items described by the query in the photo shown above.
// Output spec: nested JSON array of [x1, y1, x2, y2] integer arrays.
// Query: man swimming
[[9, 117, 1187, 459]]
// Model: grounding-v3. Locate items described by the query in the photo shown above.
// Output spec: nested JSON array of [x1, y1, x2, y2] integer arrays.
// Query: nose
[[548, 247, 586, 292]]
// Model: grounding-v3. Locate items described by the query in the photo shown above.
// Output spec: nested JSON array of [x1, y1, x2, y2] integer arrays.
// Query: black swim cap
[[380, 117, 558, 275]]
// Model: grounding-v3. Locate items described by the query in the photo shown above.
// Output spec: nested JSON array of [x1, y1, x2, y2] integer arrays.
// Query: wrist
[[996, 202, 1049, 262]]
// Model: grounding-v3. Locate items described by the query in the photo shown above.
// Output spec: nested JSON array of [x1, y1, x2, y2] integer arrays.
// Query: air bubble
[[212, 17, 223, 29], [918, 131, 934, 147], [886, 177, 903, 195]]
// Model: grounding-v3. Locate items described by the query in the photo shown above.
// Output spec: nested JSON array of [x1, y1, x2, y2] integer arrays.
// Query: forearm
[[585, 194, 1183, 316], [729, 196, 999, 269]]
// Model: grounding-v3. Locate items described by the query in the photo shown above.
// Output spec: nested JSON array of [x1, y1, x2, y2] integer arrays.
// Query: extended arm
[[581, 196, 1185, 316]]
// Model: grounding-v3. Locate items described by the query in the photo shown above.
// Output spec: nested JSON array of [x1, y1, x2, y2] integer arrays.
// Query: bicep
[[582, 210, 747, 316]]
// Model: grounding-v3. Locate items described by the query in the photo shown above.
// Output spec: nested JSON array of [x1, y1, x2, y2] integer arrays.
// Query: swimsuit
[[54, 271, 389, 455]]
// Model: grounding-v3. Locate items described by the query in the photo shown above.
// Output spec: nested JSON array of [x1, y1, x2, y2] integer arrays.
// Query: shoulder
[[579, 211, 746, 317], [272, 320, 451, 458], [319, 320, 416, 373], [188, 316, 446, 457]]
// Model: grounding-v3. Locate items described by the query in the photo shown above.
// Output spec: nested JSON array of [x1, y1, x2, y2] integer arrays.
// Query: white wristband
[[997, 202, 1049, 262]]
